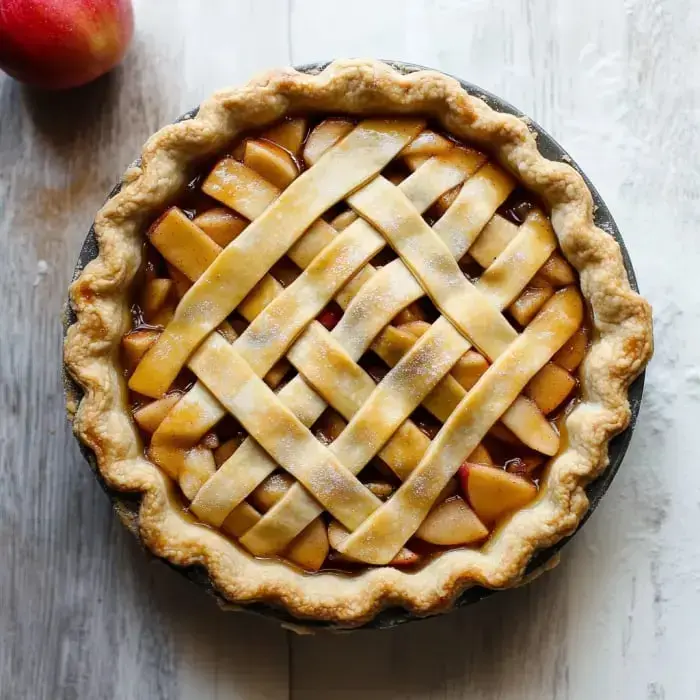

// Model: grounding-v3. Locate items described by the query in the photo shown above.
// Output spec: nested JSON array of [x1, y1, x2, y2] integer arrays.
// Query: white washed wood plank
[[289, 0, 700, 698], [0, 1, 291, 698]]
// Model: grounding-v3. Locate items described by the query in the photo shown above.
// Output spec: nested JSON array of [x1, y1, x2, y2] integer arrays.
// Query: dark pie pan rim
[[62, 59, 645, 631]]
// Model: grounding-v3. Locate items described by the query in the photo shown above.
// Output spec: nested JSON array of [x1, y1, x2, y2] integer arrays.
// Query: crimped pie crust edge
[[64, 59, 653, 627]]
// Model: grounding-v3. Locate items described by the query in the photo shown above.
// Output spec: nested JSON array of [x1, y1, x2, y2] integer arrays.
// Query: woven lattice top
[[123, 117, 586, 570]]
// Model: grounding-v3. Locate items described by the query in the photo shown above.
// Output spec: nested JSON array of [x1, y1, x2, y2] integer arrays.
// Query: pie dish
[[64, 58, 653, 628]]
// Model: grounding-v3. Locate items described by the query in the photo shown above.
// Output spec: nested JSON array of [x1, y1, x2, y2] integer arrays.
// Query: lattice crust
[[122, 115, 587, 569], [66, 60, 653, 625]]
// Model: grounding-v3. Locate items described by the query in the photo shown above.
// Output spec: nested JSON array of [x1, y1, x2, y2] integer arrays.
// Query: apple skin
[[0, 0, 134, 89]]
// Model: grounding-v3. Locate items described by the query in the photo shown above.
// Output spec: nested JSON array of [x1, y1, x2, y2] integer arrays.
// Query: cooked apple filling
[[122, 117, 588, 572]]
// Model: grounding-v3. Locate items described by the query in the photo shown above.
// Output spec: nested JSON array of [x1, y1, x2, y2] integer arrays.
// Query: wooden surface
[[1, 1, 697, 698]]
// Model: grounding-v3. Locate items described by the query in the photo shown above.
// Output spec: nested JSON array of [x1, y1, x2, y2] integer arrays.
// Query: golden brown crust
[[64, 59, 653, 627]]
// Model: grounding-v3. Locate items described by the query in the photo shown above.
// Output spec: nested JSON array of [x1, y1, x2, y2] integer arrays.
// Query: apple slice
[[488, 422, 523, 447], [397, 320, 431, 338], [249, 472, 295, 512], [217, 321, 239, 345], [553, 324, 589, 372], [285, 518, 329, 572], [509, 275, 554, 326], [141, 278, 173, 322], [330, 210, 358, 231], [389, 549, 420, 567], [261, 118, 308, 155], [122, 329, 161, 372], [203, 158, 279, 221], [314, 410, 346, 444], [193, 207, 247, 247], [303, 119, 354, 166], [149, 208, 220, 282], [539, 253, 576, 286], [460, 463, 537, 524], [327, 519, 350, 551], [416, 496, 488, 545], [433, 185, 461, 216], [393, 301, 427, 325], [467, 442, 493, 466], [213, 436, 243, 467], [526, 363, 576, 415], [263, 360, 291, 390], [133, 393, 181, 433], [177, 445, 216, 501], [451, 350, 489, 391], [244, 139, 299, 189], [365, 481, 396, 500]]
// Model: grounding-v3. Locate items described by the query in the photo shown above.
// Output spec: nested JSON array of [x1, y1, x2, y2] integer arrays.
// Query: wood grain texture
[[0, 3, 291, 700], [1, 0, 697, 698]]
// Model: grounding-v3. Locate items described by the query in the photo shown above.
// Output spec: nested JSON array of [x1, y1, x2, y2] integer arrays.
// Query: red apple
[[0, 0, 133, 89]]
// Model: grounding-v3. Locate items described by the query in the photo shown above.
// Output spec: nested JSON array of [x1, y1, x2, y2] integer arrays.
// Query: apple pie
[[65, 59, 652, 627]]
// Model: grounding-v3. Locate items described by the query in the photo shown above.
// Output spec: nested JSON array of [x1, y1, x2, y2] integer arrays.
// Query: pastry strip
[[338, 288, 584, 563], [130, 119, 425, 397]]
